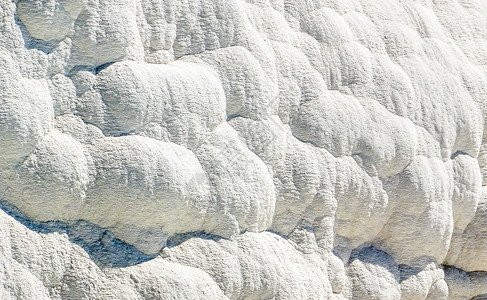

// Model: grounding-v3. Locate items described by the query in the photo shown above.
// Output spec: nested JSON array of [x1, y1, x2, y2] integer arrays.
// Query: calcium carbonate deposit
[[1, 0, 487, 299]]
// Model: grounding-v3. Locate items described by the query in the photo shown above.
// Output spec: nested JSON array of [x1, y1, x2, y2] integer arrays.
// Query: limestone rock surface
[[1, 0, 487, 299]]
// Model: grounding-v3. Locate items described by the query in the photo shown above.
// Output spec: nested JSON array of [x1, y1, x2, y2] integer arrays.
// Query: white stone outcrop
[[1, 0, 487, 299]]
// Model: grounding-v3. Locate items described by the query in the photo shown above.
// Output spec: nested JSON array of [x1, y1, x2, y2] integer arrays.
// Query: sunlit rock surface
[[1, 0, 487, 298]]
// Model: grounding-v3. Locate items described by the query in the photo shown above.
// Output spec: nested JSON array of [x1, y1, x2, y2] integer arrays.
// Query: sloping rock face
[[1, 0, 487, 299]]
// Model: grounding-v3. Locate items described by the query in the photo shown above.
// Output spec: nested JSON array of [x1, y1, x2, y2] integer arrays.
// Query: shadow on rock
[[0, 199, 155, 268]]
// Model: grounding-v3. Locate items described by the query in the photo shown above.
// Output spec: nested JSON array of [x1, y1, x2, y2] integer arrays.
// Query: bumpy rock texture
[[1, 0, 487, 299]]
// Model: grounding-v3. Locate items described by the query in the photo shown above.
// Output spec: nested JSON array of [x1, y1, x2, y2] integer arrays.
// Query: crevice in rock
[[164, 231, 225, 249], [226, 113, 244, 122], [451, 150, 472, 160], [94, 61, 116, 75]]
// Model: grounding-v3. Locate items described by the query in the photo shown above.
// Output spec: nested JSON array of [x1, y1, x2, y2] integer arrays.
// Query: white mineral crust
[[1, 0, 487, 299]]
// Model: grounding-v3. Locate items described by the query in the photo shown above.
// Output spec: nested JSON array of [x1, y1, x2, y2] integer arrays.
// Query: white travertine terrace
[[1, 0, 487, 299]]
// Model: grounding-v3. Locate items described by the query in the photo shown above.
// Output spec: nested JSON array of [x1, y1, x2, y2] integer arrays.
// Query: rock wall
[[1, 0, 487, 299]]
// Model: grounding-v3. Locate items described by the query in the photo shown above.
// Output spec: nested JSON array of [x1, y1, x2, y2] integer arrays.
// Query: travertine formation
[[1, 0, 487, 299]]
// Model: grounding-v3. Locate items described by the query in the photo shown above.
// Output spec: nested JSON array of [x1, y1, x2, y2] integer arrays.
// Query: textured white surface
[[1, 0, 487, 299]]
